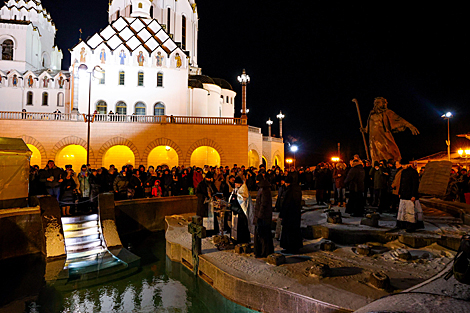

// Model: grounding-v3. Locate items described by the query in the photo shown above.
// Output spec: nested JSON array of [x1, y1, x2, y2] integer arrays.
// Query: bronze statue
[[361, 97, 419, 164]]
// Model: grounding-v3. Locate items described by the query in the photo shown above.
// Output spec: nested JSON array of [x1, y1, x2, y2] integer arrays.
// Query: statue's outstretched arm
[[388, 110, 419, 135]]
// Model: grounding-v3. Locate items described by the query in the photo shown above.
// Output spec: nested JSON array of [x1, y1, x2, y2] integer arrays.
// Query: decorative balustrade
[[0, 111, 247, 125], [263, 136, 284, 143], [248, 126, 262, 133]]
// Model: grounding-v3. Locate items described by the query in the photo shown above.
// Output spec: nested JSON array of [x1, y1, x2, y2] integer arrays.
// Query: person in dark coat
[[59, 168, 76, 216], [253, 178, 274, 258], [397, 162, 424, 231], [279, 176, 303, 254], [344, 159, 365, 217], [196, 172, 219, 234]]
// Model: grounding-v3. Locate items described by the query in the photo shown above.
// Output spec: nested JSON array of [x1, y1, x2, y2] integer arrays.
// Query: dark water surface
[[0, 231, 254, 313]]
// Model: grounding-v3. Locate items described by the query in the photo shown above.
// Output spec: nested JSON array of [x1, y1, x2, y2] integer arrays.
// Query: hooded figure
[[253, 178, 274, 257], [279, 176, 303, 253]]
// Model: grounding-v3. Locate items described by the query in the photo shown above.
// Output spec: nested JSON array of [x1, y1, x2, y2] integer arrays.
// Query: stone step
[[63, 227, 100, 239], [66, 246, 107, 260], [64, 233, 101, 246], [65, 239, 104, 254], [62, 220, 99, 232], [61, 214, 99, 225]]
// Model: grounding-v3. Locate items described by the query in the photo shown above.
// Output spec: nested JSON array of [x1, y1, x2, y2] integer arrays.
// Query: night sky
[[42, 1, 470, 165]]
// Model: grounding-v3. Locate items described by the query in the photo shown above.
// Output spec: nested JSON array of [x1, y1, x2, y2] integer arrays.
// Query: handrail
[[0, 111, 247, 125]]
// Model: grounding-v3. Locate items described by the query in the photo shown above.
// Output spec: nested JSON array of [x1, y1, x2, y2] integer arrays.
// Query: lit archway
[[274, 155, 280, 166], [103, 145, 135, 169], [262, 156, 268, 167], [147, 146, 179, 168], [27, 144, 41, 167], [190, 146, 220, 168], [55, 144, 87, 171], [248, 149, 260, 168]]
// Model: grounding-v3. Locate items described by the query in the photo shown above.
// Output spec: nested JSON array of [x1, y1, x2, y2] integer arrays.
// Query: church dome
[[212, 78, 233, 91], [191, 75, 215, 85]]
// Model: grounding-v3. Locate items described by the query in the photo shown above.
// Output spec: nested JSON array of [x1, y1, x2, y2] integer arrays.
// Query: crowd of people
[[29, 154, 458, 254]]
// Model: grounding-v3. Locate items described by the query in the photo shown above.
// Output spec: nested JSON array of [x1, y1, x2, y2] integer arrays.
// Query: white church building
[[0, 0, 284, 170]]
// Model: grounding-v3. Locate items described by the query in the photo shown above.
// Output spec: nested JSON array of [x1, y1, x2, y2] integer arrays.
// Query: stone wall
[[114, 195, 197, 234]]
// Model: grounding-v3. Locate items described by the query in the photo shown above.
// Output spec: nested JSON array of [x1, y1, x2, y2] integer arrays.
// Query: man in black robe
[[253, 178, 274, 258], [279, 176, 303, 254]]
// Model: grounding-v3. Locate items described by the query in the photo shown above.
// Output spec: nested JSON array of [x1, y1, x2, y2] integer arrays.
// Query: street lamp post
[[78, 64, 104, 165], [441, 112, 453, 161], [277, 111, 285, 138], [237, 69, 250, 119], [290, 145, 298, 169], [286, 158, 293, 170], [458, 149, 470, 169], [266, 118, 273, 138]]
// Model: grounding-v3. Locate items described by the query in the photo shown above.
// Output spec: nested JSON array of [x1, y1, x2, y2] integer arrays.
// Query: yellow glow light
[[27, 144, 41, 167], [331, 157, 340, 162], [103, 145, 135, 168], [56, 145, 87, 171], [148, 146, 179, 168], [286, 159, 293, 164], [191, 146, 220, 168]]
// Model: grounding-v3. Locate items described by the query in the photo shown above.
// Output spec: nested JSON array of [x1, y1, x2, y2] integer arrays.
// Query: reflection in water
[[8, 231, 254, 313]]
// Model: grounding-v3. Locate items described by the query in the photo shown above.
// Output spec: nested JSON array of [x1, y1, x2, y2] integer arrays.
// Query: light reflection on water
[[13, 231, 254, 313], [62, 277, 190, 313]]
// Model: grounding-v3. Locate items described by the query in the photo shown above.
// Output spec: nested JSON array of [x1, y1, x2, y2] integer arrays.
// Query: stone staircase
[[61, 214, 123, 277]]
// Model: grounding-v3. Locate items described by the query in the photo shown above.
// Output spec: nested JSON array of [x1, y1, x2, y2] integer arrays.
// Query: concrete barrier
[[115, 195, 197, 234]]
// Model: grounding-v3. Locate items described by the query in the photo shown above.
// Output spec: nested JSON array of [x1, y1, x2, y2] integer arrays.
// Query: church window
[[27, 92, 33, 105], [138, 71, 144, 86], [1, 40, 14, 60], [138, 3, 143, 9], [150, 6, 154, 18], [182, 15, 186, 50], [167, 8, 171, 33], [119, 71, 125, 85], [135, 102, 146, 115], [226, 96, 229, 103], [99, 70, 105, 85], [157, 72, 163, 87], [154, 102, 165, 116], [57, 93, 64, 107], [116, 101, 127, 115], [96, 101, 107, 114], [42, 92, 49, 106]]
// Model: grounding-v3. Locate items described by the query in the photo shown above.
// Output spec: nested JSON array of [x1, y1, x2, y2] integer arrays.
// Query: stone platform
[[165, 196, 470, 312]]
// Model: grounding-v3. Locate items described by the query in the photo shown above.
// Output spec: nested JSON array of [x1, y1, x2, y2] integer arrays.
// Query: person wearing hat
[[396, 159, 424, 232], [279, 175, 303, 254], [344, 159, 365, 217], [227, 176, 252, 243]]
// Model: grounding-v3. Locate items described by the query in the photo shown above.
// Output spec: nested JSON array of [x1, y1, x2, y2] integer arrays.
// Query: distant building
[[0, 0, 284, 170]]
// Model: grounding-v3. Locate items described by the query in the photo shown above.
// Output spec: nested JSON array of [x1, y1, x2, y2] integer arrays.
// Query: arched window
[[96, 100, 107, 114], [26, 92, 33, 105], [42, 92, 48, 106], [157, 72, 163, 87], [1, 40, 14, 60], [119, 71, 125, 85], [116, 101, 127, 115], [182, 15, 186, 50], [135, 102, 146, 115], [57, 93, 64, 107], [154, 103, 165, 116], [138, 71, 144, 86], [138, 3, 143, 9], [150, 6, 154, 18]]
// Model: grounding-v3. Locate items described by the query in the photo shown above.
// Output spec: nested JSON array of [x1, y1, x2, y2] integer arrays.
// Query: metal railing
[[0, 111, 247, 125]]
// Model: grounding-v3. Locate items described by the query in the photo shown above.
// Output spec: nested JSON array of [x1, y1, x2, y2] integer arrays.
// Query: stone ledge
[[165, 217, 352, 313]]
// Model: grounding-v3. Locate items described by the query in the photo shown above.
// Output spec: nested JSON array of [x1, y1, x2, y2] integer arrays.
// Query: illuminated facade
[[0, 0, 284, 169]]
